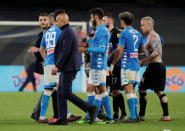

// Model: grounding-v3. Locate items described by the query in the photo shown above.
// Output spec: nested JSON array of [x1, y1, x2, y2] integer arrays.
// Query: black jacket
[[54, 24, 80, 72]]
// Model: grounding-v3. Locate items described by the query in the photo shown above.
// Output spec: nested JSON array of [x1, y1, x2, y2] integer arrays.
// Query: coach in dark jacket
[[49, 9, 97, 125]]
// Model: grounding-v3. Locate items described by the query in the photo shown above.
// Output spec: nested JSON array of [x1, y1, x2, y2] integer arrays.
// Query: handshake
[[78, 41, 88, 53], [77, 30, 90, 53]]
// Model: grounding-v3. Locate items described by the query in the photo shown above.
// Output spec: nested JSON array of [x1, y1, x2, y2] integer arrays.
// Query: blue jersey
[[119, 27, 144, 71], [87, 24, 109, 70], [40, 25, 62, 66]]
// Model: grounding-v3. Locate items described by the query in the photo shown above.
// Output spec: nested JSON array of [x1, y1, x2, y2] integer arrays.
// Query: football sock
[[139, 92, 147, 116], [85, 92, 95, 119], [133, 93, 138, 117], [94, 94, 102, 116], [126, 93, 136, 119], [113, 95, 119, 115], [102, 92, 113, 119], [97, 104, 105, 116], [40, 90, 52, 119], [117, 93, 127, 116], [51, 90, 58, 118], [159, 94, 169, 116]]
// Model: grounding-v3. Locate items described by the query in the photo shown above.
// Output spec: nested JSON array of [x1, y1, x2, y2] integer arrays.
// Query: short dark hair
[[39, 12, 49, 17], [49, 13, 55, 21], [53, 9, 66, 21], [104, 13, 113, 19], [119, 12, 134, 25], [89, 8, 104, 20]]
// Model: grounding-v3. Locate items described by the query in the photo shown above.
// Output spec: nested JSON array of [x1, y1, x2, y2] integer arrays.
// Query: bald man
[[138, 16, 170, 121], [49, 9, 97, 125]]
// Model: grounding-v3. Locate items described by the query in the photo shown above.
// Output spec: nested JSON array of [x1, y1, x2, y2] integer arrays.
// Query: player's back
[[41, 25, 62, 66], [119, 27, 143, 71]]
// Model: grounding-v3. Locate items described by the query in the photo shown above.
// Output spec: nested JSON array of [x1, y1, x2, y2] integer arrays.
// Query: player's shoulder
[[148, 32, 159, 40]]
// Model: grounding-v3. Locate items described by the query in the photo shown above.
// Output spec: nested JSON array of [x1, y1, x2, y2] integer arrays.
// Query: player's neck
[[108, 24, 114, 32], [123, 25, 131, 29], [42, 25, 49, 33], [96, 20, 103, 27], [148, 29, 155, 36]]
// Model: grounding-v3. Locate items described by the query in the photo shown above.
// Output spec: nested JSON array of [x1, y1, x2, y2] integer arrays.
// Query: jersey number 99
[[45, 32, 56, 48]]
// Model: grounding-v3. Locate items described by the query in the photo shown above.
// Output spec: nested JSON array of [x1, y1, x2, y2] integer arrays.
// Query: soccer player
[[138, 16, 170, 121], [110, 12, 144, 123], [37, 12, 62, 123], [103, 13, 127, 122], [30, 12, 50, 121], [37, 9, 81, 123], [78, 8, 113, 123]]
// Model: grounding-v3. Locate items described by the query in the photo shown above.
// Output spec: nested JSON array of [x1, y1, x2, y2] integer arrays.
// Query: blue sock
[[87, 95, 95, 105], [40, 94, 50, 117], [134, 98, 138, 118], [94, 99, 102, 116], [85, 94, 95, 119], [102, 94, 113, 119], [127, 98, 136, 119]]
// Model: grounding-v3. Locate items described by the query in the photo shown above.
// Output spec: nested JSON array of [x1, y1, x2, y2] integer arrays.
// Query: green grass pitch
[[0, 92, 185, 131]]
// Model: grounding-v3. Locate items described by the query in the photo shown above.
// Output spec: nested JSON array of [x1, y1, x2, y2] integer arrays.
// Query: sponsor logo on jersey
[[166, 68, 185, 92], [130, 53, 138, 58], [47, 48, 54, 55]]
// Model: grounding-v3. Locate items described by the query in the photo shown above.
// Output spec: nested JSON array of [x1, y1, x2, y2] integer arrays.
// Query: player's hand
[[109, 64, 114, 76], [77, 30, 87, 38], [78, 41, 88, 48], [28, 47, 39, 53], [78, 47, 87, 53], [139, 60, 144, 67], [51, 66, 58, 75], [41, 62, 44, 67]]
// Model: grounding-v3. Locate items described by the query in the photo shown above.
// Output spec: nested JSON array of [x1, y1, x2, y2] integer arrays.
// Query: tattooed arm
[[140, 34, 162, 66]]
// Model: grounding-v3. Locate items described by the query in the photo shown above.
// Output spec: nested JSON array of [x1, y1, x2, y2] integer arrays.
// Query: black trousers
[[57, 71, 90, 120], [19, 64, 36, 91]]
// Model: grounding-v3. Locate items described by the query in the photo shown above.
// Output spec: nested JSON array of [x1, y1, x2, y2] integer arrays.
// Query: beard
[[41, 24, 48, 30], [105, 24, 109, 28], [92, 19, 97, 28]]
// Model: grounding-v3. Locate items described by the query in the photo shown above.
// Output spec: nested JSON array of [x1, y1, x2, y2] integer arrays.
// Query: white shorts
[[88, 69, 106, 86], [121, 69, 140, 86], [44, 65, 59, 89]]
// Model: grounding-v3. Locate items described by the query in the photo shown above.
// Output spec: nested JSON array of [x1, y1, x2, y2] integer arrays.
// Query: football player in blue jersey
[[37, 10, 81, 123], [110, 12, 144, 123], [138, 16, 170, 121], [78, 8, 113, 123], [103, 13, 127, 122]]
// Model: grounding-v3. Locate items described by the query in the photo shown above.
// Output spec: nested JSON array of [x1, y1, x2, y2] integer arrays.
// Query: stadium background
[[0, 0, 185, 92], [0, 1, 185, 131]]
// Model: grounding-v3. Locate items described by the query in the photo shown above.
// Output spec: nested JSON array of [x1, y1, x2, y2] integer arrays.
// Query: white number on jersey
[[45, 32, 56, 48], [133, 34, 138, 51]]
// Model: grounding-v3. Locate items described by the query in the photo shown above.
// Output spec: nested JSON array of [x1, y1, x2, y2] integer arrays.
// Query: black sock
[[113, 96, 119, 114], [159, 94, 169, 116], [31, 92, 43, 120], [139, 92, 147, 116], [117, 93, 127, 116], [51, 90, 58, 118]]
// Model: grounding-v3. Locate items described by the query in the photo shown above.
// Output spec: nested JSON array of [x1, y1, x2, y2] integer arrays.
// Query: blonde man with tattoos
[[139, 17, 170, 121]]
